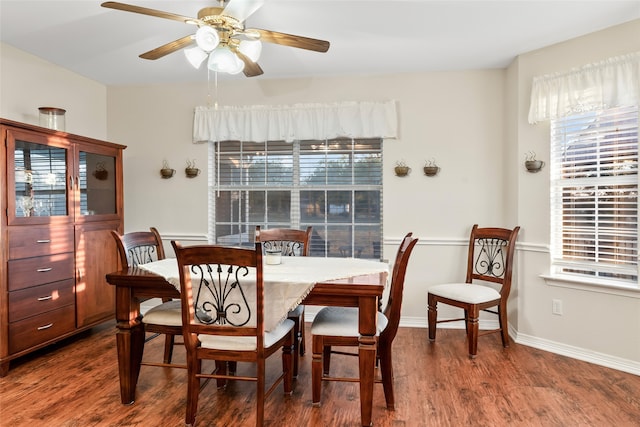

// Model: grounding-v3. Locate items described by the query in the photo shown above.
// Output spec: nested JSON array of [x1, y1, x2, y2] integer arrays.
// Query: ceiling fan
[[101, 0, 330, 77]]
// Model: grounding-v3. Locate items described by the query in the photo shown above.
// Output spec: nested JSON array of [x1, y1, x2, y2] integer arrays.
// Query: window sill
[[541, 274, 640, 298]]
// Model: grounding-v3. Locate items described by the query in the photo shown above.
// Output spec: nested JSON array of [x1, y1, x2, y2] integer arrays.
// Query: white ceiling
[[1, 0, 639, 86]]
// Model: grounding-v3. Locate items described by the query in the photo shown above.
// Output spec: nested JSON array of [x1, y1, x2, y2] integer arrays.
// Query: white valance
[[528, 51, 640, 124], [192, 100, 398, 143]]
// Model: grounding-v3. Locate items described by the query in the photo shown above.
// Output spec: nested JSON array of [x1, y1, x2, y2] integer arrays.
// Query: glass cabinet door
[[75, 144, 119, 219], [7, 129, 72, 225]]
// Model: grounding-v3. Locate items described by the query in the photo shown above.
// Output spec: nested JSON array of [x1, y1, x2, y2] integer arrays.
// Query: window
[[550, 105, 638, 285], [209, 138, 383, 259]]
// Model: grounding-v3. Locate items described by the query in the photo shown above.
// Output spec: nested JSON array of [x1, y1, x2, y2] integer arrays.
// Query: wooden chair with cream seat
[[255, 225, 312, 377], [171, 241, 295, 427], [427, 224, 520, 358], [310, 233, 418, 411], [111, 227, 184, 368]]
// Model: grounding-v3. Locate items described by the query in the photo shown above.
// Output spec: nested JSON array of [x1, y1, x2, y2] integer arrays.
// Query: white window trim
[[548, 106, 638, 288]]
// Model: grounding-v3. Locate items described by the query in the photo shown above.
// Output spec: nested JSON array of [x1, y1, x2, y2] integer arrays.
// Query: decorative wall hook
[[423, 158, 440, 177], [525, 151, 545, 173], [160, 160, 175, 179]]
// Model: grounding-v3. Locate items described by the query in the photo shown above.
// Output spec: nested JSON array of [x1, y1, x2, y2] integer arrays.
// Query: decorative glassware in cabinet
[[14, 139, 68, 218]]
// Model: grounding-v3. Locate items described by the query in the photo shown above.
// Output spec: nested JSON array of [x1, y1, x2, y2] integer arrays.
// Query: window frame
[[208, 138, 383, 259], [548, 105, 639, 291]]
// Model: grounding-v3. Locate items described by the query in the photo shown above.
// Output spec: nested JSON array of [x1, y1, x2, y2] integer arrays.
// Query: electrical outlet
[[552, 299, 563, 315]]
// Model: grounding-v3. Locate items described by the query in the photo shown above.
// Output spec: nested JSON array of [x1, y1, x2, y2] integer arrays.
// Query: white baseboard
[[512, 331, 640, 376]]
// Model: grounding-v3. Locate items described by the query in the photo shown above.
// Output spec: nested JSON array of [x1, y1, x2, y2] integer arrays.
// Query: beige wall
[[509, 19, 640, 366], [1, 19, 639, 373], [0, 44, 107, 138]]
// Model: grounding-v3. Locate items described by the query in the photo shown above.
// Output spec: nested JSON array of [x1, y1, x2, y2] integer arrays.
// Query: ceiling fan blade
[[251, 29, 330, 53], [101, 2, 201, 25], [235, 51, 264, 77], [139, 35, 194, 60], [221, 0, 265, 23]]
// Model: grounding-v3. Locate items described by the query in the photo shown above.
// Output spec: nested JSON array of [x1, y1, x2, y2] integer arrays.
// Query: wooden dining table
[[106, 256, 389, 427]]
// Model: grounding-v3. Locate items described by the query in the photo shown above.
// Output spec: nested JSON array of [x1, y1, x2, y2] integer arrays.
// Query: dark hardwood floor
[[1, 321, 639, 426]]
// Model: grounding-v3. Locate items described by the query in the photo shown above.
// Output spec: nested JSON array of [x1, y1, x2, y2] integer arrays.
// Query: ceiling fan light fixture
[[184, 46, 208, 69], [195, 26, 220, 52], [227, 57, 245, 75], [238, 39, 262, 62], [208, 46, 245, 74]]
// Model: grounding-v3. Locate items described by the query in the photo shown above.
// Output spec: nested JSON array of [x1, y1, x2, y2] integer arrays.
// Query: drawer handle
[[36, 239, 51, 243], [37, 267, 53, 272], [37, 295, 53, 301], [37, 323, 54, 331]]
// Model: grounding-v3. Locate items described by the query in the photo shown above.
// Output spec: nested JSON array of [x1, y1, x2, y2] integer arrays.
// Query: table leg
[[358, 296, 378, 427], [115, 286, 145, 404]]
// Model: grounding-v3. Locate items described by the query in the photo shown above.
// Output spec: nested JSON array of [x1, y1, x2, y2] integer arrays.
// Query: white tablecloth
[[140, 257, 389, 331]]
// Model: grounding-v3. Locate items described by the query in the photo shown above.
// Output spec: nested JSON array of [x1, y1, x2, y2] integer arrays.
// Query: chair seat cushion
[[198, 319, 295, 351], [288, 304, 304, 318], [142, 300, 182, 326], [428, 283, 500, 304], [311, 306, 388, 337]]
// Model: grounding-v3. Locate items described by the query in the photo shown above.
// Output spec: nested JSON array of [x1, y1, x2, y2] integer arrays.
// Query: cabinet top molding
[[0, 118, 127, 150]]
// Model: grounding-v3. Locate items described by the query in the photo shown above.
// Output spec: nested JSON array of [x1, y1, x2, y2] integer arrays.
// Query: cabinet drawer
[[8, 226, 74, 260], [8, 252, 74, 291], [9, 304, 76, 354], [9, 279, 75, 322]]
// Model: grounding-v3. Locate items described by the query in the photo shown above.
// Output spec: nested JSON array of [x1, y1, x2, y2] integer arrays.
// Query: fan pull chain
[[206, 69, 220, 110]]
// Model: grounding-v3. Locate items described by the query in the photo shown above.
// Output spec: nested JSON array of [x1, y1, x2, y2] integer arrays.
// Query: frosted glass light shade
[[238, 39, 262, 62], [208, 46, 245, 74], [184, 46, 208, 69], [195, 26, 220, 52]]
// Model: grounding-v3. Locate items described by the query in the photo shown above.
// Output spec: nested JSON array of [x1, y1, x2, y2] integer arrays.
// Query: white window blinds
[[550, 105, 638, 283], [209, 138, 383, 259]]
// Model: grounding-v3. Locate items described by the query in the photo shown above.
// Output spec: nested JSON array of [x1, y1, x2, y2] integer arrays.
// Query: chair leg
[[311, 335, 323, 405], [215, 361, 228, 389], [185, 356, 201, 427], [283, 331, 294, 394], [163, 334, 174, 364], [299, 307, 306, 356], [378, 342, 395, 410], [256, 359, 265, 427], [498, 303, 510, 348], [427, 294, 437, 341], [466, 305, 480, 358], [322, 345, 332, 375], [291, 317, 300, 378]]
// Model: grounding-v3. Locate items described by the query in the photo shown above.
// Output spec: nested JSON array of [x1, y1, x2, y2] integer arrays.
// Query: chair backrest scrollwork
[[111, 227, 165, 269], [172, 241, 266, 337], [465, 224, 520, 297], [191, 262, 252, 326], [255, 226, 312, 257]]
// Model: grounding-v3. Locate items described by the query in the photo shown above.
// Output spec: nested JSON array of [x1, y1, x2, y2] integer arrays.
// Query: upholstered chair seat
[[142, 300, 182, 326], [311, 307, 388, 337]]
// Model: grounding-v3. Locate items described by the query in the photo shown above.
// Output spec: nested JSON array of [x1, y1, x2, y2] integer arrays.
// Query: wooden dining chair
[[171, 241, 295, 427], [255, 225, 312, 377], [427, 224, 520, 358], [111, 227, 183, 368], [310, 233, 418, 411]]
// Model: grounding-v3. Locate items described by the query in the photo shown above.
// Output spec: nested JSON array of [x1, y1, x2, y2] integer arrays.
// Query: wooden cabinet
[[75, 221, 121, 328], [0, 118, 126, 375]]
